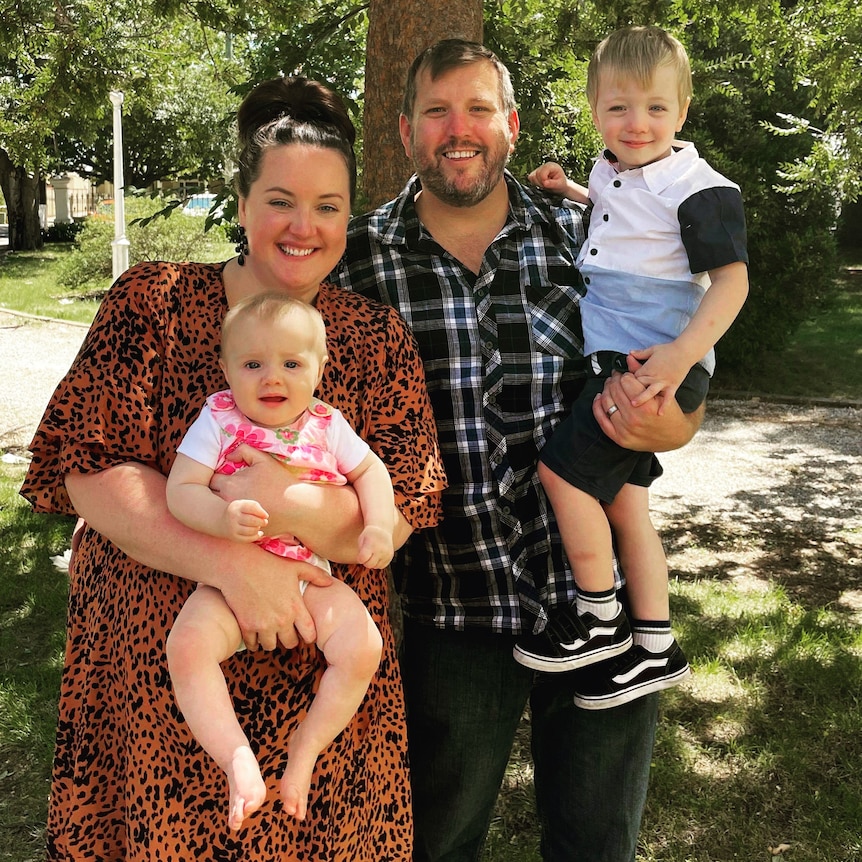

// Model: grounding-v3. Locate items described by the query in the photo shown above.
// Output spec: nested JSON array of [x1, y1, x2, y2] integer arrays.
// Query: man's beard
[[413, 137, 510, 208]]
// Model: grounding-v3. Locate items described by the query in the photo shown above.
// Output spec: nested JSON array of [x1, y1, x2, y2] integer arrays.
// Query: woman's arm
[[211, 445, 414, 562], [210, 445, 365, 563], [65, 464, 332, 650], [166, 453, 268, 541]]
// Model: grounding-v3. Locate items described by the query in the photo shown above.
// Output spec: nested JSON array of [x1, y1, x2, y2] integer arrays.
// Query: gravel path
[[0, 311, 89, 456], [2, 308, 860, 610]]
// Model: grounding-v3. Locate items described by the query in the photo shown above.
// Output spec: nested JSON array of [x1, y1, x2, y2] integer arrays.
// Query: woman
[[22, 76, 445, 860]]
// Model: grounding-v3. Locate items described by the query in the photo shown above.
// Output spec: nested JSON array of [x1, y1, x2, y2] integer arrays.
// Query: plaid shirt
[[333, 172, 589, 634]]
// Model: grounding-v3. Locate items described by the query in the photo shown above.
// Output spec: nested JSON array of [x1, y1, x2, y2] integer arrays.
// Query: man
[[332, 39, 700, 862]]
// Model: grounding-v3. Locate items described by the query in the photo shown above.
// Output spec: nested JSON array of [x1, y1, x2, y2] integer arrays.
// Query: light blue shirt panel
[[578, 265, 715, 374]]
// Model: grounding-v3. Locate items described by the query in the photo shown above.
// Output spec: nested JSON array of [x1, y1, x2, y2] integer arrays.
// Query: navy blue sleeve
[[678, 186, 748, 273]]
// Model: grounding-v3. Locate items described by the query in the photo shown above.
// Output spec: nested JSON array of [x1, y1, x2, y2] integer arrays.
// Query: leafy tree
[[1, 0, 153, 248], [0, 2, 245, 250], [55, 51, 238, 188]]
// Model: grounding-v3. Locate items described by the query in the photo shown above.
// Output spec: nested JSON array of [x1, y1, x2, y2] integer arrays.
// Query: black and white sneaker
[[572, 640, 691, 710], [513, 605, 632, 672]]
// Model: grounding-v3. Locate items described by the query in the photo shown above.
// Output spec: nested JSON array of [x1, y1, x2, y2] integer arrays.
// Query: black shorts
[[539, 354, 709, 504]]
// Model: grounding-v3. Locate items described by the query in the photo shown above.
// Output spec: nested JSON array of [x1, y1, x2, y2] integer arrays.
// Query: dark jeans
[[401, 620, 658, 862]]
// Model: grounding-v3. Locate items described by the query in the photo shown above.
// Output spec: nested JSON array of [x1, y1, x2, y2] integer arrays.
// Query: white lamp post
[[109, 90, 130, 278]]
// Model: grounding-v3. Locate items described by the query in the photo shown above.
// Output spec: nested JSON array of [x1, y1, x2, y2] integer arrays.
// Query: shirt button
[[590, 248, 598, 255], [584, 277, 591, 285], [603, 214, 609, 221], [613, 179, 621, 187]]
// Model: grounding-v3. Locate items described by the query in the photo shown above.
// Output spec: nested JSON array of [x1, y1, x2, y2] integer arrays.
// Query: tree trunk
[[0, 149, 42, 251], [363, 0, 483, 209]]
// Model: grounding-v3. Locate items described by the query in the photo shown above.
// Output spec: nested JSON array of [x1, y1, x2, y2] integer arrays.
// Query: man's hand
[[593, 361, 702, 453]]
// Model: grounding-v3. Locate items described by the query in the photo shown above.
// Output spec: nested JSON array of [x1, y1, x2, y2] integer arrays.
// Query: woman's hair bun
[[237, 77, 355, 148]]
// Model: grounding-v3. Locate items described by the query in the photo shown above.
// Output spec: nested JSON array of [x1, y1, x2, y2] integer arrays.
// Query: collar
[[601, 140, 699, 194], [365, 171, 562, 251]]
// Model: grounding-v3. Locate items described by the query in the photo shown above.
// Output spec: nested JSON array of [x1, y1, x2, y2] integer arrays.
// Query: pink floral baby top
[[177, 390, 370, 573]]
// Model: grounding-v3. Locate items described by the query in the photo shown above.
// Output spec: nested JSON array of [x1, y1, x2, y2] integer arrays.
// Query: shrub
[[57, 196, 233, 291], [42, 221, 84, 243]]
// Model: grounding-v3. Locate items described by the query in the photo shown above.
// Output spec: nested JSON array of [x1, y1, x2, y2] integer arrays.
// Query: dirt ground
[[2, 310, 860, 613], [651, 399, 861, 614]]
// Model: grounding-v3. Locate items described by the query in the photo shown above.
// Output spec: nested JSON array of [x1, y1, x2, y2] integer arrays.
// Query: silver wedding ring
[[606, 404, 619, 418]]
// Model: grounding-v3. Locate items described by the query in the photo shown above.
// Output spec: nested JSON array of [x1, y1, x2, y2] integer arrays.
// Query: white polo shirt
[[577, 142, 747, 375]]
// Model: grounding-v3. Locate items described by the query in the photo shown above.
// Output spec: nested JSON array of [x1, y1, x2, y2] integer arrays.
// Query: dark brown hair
[[235, 76, 357, 203]]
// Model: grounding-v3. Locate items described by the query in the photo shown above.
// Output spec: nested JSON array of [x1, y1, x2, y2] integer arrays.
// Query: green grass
[[484, 557, 862, 862], [0, 246, 101, 324], [713, 253, 862, 402], [0, 231, 235, 325], [0, 463, 71, 861]]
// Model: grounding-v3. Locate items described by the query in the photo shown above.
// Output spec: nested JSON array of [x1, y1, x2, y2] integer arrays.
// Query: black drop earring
[[235, 225, 250, 266]]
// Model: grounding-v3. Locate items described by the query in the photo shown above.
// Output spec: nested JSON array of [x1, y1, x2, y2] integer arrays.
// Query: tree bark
[[0, 149, 43, 251], [362, 0, 483, 209]]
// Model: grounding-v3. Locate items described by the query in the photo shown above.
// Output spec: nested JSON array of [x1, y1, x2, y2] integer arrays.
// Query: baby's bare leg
[[280, 578, 383, 820], [167, 585, 267, 831]]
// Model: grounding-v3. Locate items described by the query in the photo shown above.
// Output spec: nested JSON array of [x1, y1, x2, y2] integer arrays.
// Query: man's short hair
[[402, 38, 516, 118]]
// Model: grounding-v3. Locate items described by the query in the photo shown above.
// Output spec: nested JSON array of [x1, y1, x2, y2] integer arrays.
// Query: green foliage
[[678, 12, 841, 374], [485, 2, 600, 179], [41, 222, 84, 244], [480, 0, 848, 375], [56, 196, 233, 290]]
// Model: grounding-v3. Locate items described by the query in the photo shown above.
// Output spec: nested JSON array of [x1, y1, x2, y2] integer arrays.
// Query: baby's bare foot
[[226, 746, 267, 831], [280, 779, 308, 821], [279, 743, 318, 821]]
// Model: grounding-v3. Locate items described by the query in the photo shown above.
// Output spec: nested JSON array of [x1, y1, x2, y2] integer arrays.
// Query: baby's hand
[[356, 525, 394, 570], [628, 343, 689, 414], [224, 499, 269, 542]]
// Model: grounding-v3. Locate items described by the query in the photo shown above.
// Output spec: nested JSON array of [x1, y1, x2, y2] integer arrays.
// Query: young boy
[[515, 25, 749, 709], [166, 293, 394, 829]]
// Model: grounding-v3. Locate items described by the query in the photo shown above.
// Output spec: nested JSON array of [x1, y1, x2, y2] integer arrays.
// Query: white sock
[[576, 589, 621, 621], [632, 622, 674, 653]]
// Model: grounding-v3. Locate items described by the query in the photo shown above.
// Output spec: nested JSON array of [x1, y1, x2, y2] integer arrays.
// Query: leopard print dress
[[21, 262, 446, 861]]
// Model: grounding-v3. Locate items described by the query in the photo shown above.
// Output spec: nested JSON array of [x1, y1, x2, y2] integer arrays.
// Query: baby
[[166, 292, 395, 829]]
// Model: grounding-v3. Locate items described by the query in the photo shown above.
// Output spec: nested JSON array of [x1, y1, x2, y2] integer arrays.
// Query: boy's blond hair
[[221, 293, 328, 361], [586, 25, 692, 109]]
